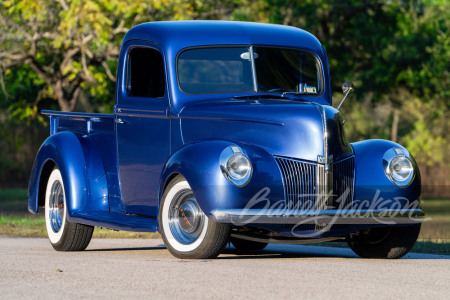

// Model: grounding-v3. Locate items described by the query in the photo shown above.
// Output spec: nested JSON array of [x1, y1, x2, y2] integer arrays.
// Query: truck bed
[[40, 110, 119, 207], [42, 110, 115, 135]]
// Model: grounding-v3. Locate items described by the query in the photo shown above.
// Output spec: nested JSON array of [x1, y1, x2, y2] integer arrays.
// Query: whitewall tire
[[45, 168, 93, 251], [159, 175, 230, 259]]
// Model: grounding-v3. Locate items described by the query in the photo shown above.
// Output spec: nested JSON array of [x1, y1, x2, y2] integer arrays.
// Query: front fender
[[352, 139, 421, 209], [159, 140, 285, 216], [28, 131, 109, 218]]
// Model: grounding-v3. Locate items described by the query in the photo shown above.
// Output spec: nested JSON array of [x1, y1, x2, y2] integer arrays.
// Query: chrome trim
[[312, 104, 329, 164], [337, 81, 354, 110], [179, 115, 284, 126], [382, 148, 415, 187], [168, 189, 205, 245], [210, 208, 425, 225], [249, 46, 258, 92], [49, 180, 64, 233], [230, 233, 341, 245], [316, 163, 326, 210], [274, 157, 317, 210], [275, 156, 355, 212], [312, 104, 334, 213], [220, 146, 253, 187], [315, 162, 330, 231], [231, 146, 241, 153], [337, 87, 352, 110], [115, 108, 168, 119], [394, 147, 404, 155]]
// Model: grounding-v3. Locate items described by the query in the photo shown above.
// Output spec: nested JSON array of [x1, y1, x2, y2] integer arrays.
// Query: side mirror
[[337, 81, 354, 110]]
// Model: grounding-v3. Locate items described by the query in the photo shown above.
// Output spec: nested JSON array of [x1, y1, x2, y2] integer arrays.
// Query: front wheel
[[159, 175, 230, 259], [346, 224, 421, 259], [45, 168, 93, 251]]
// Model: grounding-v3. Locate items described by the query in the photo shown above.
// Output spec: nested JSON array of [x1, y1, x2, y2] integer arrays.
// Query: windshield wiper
[[281, 91, 315, 96], [233, 92, 314, 101], [232, 93, 289, 100]]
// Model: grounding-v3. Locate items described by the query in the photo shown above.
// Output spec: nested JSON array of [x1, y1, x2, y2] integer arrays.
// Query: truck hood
[[179, 98, 353, 162]]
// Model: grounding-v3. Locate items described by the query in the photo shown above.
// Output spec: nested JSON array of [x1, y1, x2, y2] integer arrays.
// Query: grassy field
[[0, 189, 160, 239], [1, 189, 448, 254]]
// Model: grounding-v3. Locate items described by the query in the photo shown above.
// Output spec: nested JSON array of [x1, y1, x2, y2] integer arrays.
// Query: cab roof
[[122, 21, 324, 54]]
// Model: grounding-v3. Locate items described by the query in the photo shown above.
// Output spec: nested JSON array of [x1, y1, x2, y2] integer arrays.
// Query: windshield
[[177, 46, 322, 95]]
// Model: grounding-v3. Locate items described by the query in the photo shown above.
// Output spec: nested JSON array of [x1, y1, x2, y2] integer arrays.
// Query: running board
[[231, 233, 342, 245], [70, 211, 158, 232]]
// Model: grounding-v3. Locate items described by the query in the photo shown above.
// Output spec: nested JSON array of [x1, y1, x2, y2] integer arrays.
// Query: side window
[[127, 47, 165, 98]]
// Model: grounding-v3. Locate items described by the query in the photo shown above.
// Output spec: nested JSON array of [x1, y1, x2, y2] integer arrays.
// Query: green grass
[[0, 215, 161, 239], [418, 198, 450, 241], [0, 189, 29, 213], [1, 189, 449, 255], [0, 189, 161, 239]]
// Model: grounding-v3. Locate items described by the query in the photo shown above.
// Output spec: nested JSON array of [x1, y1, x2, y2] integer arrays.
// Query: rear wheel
[[346, 224, 421, 259], [45, 168, 93, 251], [231, 238, 268, 251], [159, 175, 230, 259]]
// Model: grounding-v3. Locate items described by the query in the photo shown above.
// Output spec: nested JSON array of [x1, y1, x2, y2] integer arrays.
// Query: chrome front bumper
[[210, 209, 425, 226]]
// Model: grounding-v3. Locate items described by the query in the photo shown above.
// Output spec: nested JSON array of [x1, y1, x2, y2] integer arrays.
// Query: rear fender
[[28, 131, 109, 219]]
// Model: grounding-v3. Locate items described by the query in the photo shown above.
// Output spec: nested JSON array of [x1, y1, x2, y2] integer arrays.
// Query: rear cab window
[[127, 47, 165, 98]]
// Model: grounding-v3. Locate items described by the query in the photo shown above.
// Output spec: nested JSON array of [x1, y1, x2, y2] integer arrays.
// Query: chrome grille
[[275, 156, 355, 211], [275, 157, 317, 210], [332, 157, 355, 209]]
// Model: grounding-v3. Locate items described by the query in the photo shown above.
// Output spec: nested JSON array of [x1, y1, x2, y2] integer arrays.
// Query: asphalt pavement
[[0, 235, 448, 299]]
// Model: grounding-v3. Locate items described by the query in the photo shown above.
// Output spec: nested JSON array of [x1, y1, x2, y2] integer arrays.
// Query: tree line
[[0, 0, 448, 195]]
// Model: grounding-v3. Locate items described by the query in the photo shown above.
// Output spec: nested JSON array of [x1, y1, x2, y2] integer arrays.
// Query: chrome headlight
[[220, 146, 252, 186], [389, 156, 413, 181], [383, 148, 415, 187]]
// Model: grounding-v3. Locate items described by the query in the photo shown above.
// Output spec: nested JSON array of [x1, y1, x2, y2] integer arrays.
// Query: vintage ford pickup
[[28, 21, 424, 259]]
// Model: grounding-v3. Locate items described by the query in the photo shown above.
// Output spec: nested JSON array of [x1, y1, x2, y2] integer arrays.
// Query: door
[[115, 44, 170, 217]]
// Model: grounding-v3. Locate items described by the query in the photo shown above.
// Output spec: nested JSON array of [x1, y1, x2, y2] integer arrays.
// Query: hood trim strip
[[179, 115, 285, 126], [312, 103, 329, 164]]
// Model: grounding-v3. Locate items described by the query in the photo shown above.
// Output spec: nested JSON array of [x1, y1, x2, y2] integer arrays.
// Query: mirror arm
[[337, 87, 352, 110]]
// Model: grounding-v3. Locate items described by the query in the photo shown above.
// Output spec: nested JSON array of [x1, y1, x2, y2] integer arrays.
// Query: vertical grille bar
[[286, 159, 295, 209], [297, 161, 304, 209], [278, 159, 291, 209], [316, 164, 324, 210], [292, 162, 301, 209], [310, 164, 316, 210], [303, 163, 309, 210]]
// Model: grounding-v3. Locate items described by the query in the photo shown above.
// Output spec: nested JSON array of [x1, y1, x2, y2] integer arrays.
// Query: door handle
[[116, 118, 128, 124]]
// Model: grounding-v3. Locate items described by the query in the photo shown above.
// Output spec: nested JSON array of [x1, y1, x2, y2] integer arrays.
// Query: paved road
[[0, 236, 449, 299]]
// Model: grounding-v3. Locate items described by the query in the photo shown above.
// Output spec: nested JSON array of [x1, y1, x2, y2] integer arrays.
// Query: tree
[[0, 0, 266, 113], [0, 0, 168, 112]]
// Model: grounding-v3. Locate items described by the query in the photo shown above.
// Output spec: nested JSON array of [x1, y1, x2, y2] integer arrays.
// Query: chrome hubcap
[[168, 190, 205, 245], [49, 180, 64, 233]]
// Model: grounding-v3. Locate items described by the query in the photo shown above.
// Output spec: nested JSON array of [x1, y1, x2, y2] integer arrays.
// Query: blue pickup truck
[[28, 21, 423, 259]]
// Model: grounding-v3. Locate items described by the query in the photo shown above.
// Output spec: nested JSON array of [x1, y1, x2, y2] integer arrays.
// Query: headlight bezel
[[382, 147, 415, 187], [220, 146, 252, 187]]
